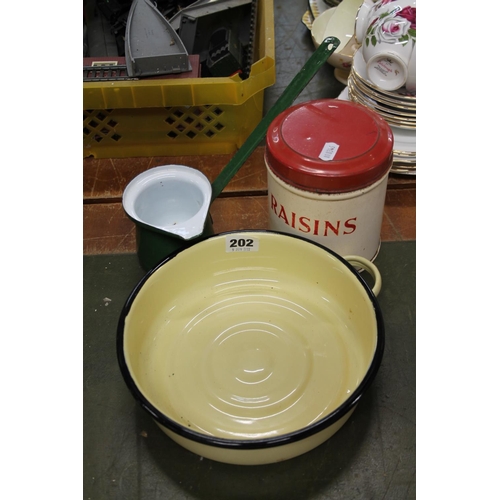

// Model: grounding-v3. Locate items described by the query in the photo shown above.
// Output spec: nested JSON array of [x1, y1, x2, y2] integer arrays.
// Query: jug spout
[[162, 205, 210, 240], [122, 164, 212, 240]]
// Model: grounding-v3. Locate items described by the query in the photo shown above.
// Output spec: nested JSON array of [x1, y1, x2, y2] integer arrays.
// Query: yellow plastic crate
[[83, 0, 275, 158]]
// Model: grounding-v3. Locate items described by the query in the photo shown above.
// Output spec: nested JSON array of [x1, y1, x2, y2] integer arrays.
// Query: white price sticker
[[226, 235, 259, 252], [319, 142, 340, 161]]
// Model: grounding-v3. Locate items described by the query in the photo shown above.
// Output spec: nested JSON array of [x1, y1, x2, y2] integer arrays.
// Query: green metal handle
[[210, 36, 341, 203]]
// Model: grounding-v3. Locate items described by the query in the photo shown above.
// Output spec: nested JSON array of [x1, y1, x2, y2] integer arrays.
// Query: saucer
[[348, 82, 416, 129]]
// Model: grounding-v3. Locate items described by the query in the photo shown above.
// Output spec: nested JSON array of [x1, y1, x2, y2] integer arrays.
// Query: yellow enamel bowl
[[117, 231, 385, 465]]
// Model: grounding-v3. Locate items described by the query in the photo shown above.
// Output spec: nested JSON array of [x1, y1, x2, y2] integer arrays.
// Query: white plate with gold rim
[[348, 80, 416, 120], [391, 163, 416, 175], [350, 71, 416, 110], [394, 150, 416, 159], [302, 9, 314, 30], [391, 127, 416, 155], [308, 0, 332, 20], [348, 91, 416, 129]]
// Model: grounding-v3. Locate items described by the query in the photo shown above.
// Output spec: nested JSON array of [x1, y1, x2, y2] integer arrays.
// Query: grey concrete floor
[[264, 0, 346, 115]]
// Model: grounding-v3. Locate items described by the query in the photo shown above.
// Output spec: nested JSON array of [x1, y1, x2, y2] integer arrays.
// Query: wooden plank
[[83, 148, 269, 202], [83, 146, 415, 202], [83, 189, 415, 254]]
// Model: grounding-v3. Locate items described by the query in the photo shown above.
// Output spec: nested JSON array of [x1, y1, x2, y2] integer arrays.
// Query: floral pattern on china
[[364, 0, 416, 49]]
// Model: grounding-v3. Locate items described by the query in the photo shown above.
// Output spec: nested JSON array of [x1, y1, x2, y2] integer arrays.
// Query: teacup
[[355, 0, 376, 44], [363, 37, 414, 91], [356, 0, 416, 91], [357, 0, 416, 40]]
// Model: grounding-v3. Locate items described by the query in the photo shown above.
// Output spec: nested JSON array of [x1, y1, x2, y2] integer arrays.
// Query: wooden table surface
[[83, 146, 415, 255]]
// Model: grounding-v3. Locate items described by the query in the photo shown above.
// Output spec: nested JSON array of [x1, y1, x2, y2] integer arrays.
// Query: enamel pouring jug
[[122, 37, 342, 271], [265, 99, 394, 261], [121, 164, 214, 270]]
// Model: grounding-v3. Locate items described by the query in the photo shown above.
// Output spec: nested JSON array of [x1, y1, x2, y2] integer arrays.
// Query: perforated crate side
[[83, 91, 265, 158], [83, 0, 275, 158]]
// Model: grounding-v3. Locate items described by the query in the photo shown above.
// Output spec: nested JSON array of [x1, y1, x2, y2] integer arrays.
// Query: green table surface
[[83, 241, 415, 500]]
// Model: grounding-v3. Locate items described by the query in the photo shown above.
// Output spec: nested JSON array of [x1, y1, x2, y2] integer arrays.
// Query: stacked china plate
[[341, 49, 416, 175]]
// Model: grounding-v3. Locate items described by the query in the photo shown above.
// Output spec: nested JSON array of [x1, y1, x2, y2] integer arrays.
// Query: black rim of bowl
[[116, 229, 385, 450]]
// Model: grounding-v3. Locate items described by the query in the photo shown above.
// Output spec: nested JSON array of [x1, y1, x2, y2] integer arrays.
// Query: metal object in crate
[[83, 0, 275, 159]]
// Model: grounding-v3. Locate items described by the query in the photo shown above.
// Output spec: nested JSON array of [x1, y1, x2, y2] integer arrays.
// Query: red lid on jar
[[265, 99, 394, 193]]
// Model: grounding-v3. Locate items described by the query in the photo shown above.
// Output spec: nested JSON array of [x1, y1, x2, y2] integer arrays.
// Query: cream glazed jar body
[[265, 99, 394, 261]]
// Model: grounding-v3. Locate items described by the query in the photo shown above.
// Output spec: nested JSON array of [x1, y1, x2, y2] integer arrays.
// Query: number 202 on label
[[225, 236, 259, 252]]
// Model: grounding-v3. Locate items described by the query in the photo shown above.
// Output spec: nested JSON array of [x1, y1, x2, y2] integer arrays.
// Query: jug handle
[[210, 36, 341, 203]]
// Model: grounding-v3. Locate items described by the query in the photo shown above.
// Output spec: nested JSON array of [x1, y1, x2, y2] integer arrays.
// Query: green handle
[[210, 36, 341, 203]]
